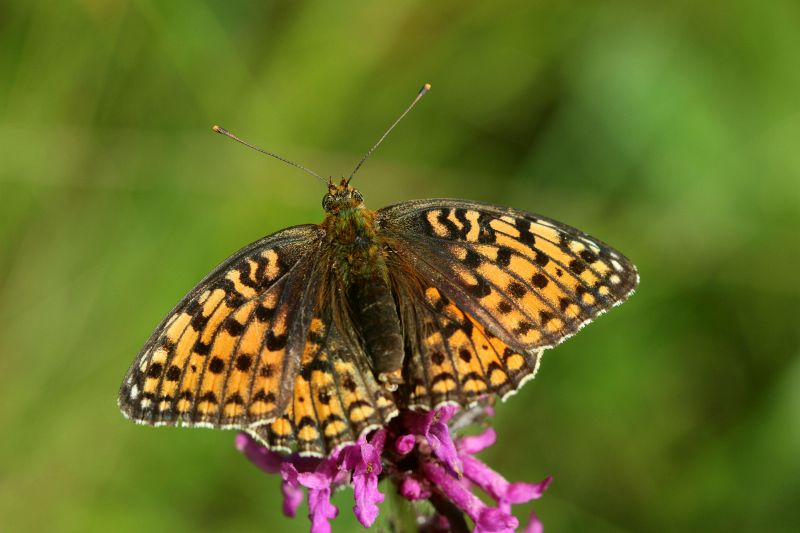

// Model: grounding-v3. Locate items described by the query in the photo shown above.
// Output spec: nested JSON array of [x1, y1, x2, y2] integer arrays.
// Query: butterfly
[[118, 84, 639, 457]]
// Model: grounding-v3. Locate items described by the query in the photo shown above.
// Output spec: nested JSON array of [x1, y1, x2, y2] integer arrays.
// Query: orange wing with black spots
[[118, 225, 324, 429], [247, 291, 397, 456], [391, 271, 542, 410], [379, 199, 638, 378]]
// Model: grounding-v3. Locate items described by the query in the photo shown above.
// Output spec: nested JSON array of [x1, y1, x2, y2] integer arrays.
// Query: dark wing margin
[[118, 224, 324, 430], [378, 198, 638, 374]]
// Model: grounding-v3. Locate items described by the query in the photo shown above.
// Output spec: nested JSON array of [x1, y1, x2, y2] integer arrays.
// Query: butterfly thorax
[[320, 179, 405, 389], [322, 206, 385, 280]]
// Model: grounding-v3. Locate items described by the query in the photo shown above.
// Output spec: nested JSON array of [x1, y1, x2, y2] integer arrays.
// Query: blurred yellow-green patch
[[1, 1, 798, 532]]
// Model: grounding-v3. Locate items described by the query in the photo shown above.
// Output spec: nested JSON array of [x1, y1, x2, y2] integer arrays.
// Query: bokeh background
[[1, 1, 798, 532]]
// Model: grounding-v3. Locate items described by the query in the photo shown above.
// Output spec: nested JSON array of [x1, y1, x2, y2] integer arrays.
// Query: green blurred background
[[1, 1, 798, 531]]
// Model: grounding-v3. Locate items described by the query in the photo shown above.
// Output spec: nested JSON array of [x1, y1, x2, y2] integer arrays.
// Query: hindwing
[[391, 269, 542, 409], [247, 280, 397, 456]]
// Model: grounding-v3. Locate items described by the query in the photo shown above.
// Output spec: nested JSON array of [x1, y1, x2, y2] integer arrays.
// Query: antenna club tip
[[212, 124, 226, 134], [422, 83, 432, 92]]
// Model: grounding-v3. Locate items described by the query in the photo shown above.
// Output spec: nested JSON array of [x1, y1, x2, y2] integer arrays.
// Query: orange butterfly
[[119, 85, 638, 457]]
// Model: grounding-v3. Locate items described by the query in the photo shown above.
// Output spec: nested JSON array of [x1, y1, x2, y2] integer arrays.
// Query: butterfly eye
[[322, 194, 334, 211], [353, 190, 363, 204]]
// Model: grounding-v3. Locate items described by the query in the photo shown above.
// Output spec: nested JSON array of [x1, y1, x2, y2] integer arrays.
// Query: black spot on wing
[[147, 362, 163, 378], [225, 393, 244, 405], [531, 273, 549, 289], [191, 313, 209, 331], [495, 246, 512, 267], [580, 249, 598, 263], [225, 318, 246, 336], [568, 259, 586, 275], [194, 340, 211, 355], [463, 249, 483, 268], [299, 358, 333, 381], [255, 304, 275, 322], [266, 332, 287, 351], [200, 391, 218, 404], [235, 354, 252, 371], [507, 282, 527, 299], [476, 213, 497, 244], [165, 365, 181, 381], [254, 390, 276, 403], [515, 218, 536, 246], [466, 274, 492, 298], [209, 357, 225, 374]]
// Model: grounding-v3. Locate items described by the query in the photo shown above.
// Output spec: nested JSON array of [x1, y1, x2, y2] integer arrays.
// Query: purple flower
[[237, 404, 551, 532]]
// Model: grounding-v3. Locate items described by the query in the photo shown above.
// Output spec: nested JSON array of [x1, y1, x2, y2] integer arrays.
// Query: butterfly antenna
[[211, 125, 327, 184], [348, 83, 431, 182]]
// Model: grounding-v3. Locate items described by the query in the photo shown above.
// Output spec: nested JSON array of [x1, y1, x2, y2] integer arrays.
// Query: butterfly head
[[322, 178, 364, 213]]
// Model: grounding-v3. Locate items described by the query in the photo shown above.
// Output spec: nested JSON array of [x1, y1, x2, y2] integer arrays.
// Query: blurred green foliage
[[1, 1, 798, 531]]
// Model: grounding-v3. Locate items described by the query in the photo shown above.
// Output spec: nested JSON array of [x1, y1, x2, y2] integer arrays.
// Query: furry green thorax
[[320, 178, 386, 281]]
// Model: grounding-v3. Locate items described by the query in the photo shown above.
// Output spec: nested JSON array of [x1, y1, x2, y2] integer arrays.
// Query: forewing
[[248, 272, 397, 457], [379, 199, 639, 355], [118, 224, 324, 429]]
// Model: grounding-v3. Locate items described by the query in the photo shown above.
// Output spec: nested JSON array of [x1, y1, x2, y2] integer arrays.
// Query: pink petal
[[398, 477, 430, 501], [352, 468, 384, 527], [457, 427, 497, 455], [461, 455, 508, 501], [462, 456, 552, 506], [306, 485, 338, 533], [427, 414, 462, 476], [293, 467, 338, 533], [506, 476, 553, 503], [281, 479, 304, 518], [475, 506, 519, 532], [522, 510, 544, 533], [350, 429, 386, 527], [297, 471, 331, 491], [436, 404, 459, 424], [279, 463, 304, 518], [395, 434, 416, 455], [422, 460, 516, 531], [235, 432, 282, 474]]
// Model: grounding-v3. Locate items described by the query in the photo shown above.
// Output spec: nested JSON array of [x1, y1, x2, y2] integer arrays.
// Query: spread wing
[[378, 199, 639, 405], [118, 225, 325, 430]]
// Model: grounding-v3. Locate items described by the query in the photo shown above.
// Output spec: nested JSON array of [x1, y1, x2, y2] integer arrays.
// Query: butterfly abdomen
[[347, 273, 405, 388]]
